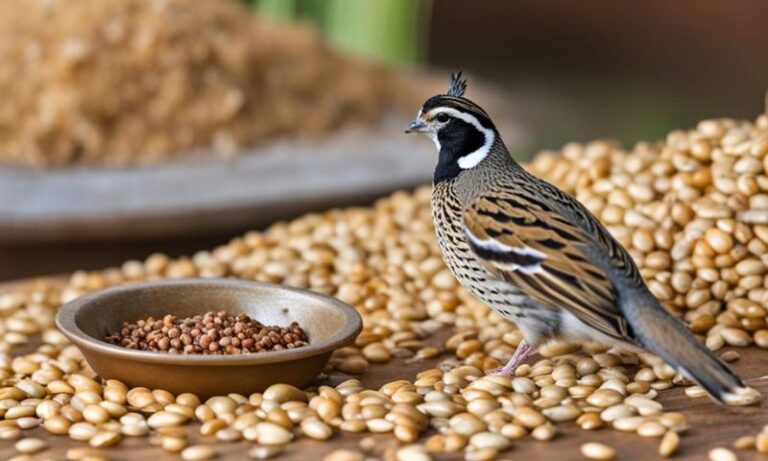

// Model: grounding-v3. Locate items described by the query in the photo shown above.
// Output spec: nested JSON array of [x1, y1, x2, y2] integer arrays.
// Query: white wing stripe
[[464, 226, 546, 274]]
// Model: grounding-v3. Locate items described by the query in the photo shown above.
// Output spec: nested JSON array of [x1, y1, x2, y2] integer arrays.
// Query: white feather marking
[[427, 132, 441, 151], [559, 310, 643, 351], [413, 108, 442, 150], [427, 107, 495, 169], [464, 227, 546, 274]]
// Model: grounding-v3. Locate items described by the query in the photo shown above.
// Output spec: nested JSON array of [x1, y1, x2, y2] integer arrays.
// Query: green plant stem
[[255, 0, 298, 20], [324, 0, 427, 65]]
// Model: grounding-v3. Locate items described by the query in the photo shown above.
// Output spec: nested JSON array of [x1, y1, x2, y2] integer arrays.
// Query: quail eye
[[436, 113, 450, 123]]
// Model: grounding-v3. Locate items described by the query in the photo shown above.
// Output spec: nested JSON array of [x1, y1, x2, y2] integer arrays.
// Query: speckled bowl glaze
[[56, 279, 362, 397]]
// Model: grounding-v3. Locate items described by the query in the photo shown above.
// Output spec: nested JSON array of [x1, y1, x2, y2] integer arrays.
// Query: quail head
[[405, 72, 761, 406]]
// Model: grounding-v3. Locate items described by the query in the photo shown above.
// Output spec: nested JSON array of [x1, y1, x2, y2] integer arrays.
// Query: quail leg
[[492, 339, 532, 375]]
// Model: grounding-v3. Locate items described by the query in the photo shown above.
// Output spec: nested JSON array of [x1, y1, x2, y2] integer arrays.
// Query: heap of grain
[[0, 0, 409, 167], [2, 110, 768, 460], [529, 114, 768, 352]]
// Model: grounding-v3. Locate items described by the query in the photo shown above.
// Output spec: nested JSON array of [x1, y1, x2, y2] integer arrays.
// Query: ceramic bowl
[[56, 278, 362, 397]]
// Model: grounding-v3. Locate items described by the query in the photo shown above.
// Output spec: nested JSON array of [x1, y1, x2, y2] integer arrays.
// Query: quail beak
[[405, 119, 427, 134]]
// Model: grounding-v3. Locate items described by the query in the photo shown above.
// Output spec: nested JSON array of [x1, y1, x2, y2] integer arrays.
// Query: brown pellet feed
[[104, 311, 308, 354]]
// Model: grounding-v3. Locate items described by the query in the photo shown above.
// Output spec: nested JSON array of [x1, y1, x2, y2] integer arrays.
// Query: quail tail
[[624, 290, 761, 406]]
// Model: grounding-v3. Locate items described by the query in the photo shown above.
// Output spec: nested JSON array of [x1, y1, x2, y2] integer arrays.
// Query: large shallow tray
[[0, 121, 426, 243], [0, 114, 525, 244]]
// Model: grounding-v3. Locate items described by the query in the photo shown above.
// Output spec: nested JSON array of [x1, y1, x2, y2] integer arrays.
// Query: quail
[[405, 73, 761, 406]]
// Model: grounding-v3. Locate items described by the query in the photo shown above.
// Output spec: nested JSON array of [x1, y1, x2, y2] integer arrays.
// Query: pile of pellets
[[0, 0, 412, 168], [104, 312, 309, 354], [2, 111, 768, 460]]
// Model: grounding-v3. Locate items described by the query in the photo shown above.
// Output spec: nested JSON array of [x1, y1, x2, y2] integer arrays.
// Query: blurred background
[[1, 0, 767, 281]]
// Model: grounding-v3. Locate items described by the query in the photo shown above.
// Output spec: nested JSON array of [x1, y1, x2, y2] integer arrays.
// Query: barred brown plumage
[[408, 74, 762, 406]]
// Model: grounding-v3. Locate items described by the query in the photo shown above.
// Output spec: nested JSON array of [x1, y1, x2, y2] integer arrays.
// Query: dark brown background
[[431, 0, 768, 147]]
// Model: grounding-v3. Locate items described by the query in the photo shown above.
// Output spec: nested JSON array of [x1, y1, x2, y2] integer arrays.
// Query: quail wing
[[462, 190, 637, 344]]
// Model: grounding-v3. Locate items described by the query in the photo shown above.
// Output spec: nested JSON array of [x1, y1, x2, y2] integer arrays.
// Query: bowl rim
[[55, 278, 363, 366]]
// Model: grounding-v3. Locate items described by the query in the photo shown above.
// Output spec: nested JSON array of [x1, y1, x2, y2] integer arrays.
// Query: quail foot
[[406, 73, 761, 406]]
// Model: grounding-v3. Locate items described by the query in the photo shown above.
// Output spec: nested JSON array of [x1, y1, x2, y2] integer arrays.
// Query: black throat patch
[[433, 118, 486, 184]]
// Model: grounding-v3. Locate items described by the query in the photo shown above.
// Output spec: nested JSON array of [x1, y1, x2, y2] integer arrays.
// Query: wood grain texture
[[1, 278, 766, 460]]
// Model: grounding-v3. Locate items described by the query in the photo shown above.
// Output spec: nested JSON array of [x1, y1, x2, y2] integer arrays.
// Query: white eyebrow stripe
[[428, 107, 495, 169]]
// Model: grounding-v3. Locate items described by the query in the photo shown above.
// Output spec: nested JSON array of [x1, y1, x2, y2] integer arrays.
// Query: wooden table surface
[[1, 278, 767, 461]]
